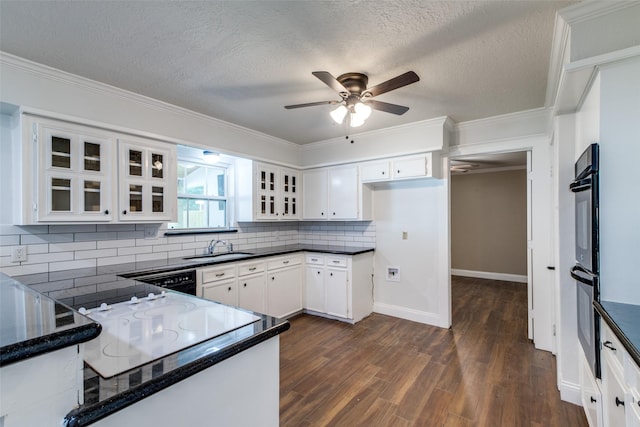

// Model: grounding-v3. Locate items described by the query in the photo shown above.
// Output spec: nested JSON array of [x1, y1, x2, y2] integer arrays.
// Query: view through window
[[169, 160, 227, 229]]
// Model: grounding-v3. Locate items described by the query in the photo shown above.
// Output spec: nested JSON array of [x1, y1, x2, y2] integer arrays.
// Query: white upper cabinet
[[36, 120, 116, 222], [360, 153, 440, 182], [118, 137, 177, 222], [303, 165, 370, 221], [237, 162, 301, 221], [302, 169, 328, 219], [328, 166, 359, 220], [12, 114, 177, 224]]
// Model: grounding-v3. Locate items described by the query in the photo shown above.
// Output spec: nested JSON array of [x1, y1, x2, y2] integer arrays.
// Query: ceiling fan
[[284, 71, 420, 127]]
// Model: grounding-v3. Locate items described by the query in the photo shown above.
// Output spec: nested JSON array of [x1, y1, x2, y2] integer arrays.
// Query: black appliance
[[135, 269, 197, 296], [570, 143, 600, 379]]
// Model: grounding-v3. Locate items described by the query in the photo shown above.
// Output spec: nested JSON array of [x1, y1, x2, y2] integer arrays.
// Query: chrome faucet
[[207, 239, 233, 255]]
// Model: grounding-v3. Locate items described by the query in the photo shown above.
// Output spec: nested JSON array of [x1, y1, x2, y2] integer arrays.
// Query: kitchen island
[[0, 273, 289, 427]]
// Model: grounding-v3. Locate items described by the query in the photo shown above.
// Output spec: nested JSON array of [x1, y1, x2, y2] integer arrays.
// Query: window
[[169, 160, 228, 229]]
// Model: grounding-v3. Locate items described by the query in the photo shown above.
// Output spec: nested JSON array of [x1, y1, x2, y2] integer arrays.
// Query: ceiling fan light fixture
[[203, 150, 220, 164], [330, 105, 348, 124], [354, 102, 372, 121], [349, 113, 365, 128]]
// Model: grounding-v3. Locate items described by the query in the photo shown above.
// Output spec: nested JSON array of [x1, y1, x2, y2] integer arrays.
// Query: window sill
[[164, 228, 238, 236]]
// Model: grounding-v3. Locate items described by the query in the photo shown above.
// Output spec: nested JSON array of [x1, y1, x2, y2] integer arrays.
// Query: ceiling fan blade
[[312, 71, 349, 94], [366, 99, 410, 115], [284, 100, 339, 109], [365, 71, 420, 97]]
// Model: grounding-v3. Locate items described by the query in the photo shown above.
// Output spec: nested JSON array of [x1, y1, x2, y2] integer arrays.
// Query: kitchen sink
[[184, 252, 254, 261]]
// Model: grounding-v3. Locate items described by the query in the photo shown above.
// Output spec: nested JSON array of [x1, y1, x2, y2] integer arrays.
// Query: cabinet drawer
[[602, 324, 625, 371], [268, 255, 302, 270], [237, 261, 265, 276], [201, 266, 236, 284], [627, 355, 640, 401], [326, 256, 347, 268], [306, 254, 324, 265]]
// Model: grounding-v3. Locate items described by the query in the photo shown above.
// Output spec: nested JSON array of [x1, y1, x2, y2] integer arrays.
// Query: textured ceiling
[[0, 1, 575, 144]]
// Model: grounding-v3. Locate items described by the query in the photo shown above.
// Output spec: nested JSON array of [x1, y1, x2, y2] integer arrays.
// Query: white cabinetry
[[199, 265, 237, 306], [580, 346, 603, 427], [236, 161, 300, 221], [118, 137, 176, 221], [302, 165, 371, 221], [12, 114, 177, 224], [32, 118, 116, 222], [360, 153, 440, 183], [266, 254, 303, 318], [303, 252, 373, 323], [599, 319, 640, 427], [237, 260, 266, 314]]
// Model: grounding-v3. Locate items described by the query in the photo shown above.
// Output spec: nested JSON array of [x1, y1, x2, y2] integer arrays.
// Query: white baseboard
[[451, 268, 528, 283], [373, 302, 448, 328], [559, 379, 582, 406]]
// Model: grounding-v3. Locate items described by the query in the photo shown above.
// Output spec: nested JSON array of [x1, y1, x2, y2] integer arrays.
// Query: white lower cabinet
[[598, 319, 640, 427], [580, 346, 603, 427], [238, 262, 266, 314], [266, 255, 303, 318], [303, 252, 373, 323]]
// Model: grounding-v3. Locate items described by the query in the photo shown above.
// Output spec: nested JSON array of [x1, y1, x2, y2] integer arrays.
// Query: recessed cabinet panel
[[329, 166, 359, 220], [202, 281, 237, 306], [326, 268, 349, 318], [302, 169, 328, 220], [238, 275, 266, 314], [392, 155, 428, 179], [305, 265, 325, 313], [360, 161, 390, 182]]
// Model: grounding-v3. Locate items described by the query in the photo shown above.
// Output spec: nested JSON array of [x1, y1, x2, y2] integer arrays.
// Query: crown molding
[[0, 51, 298, 150], [300, 116, 451, 152], [545, 12, 571, 108], [559, 0, 639, 25]]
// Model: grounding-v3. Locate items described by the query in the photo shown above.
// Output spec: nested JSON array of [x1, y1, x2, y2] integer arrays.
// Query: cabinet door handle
[[249, 267, 257, 271], [122, 210, 127, 215], [227, 286, 232, 292], [215, 273, 225, 277], [243, 283, 247, 287], [321, 212, 324, 216], [603, 341, 617, 352], [330, 272, 333, 277], [590, 396, 597, 403], [397, 169, 401, 174], [104, 210, 109, 215], [332, 260, 340, 264], [271, 276, 275, 281], [332, 212, 336, 216], [317, 271, 321, 275], [283, 260, 290, 264], [615, 397, 625, 407], [381, 171, 385, 175]]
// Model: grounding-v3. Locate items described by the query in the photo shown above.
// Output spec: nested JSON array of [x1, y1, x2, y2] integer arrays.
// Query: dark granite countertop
[[595, 300, 640, 367], [118, 244, 375, 278], [0, 273, 101, 367]]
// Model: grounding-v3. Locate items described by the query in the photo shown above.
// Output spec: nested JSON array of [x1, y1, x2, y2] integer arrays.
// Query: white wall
[[598, 56, 640, 304], [372, 179, 450, 328]]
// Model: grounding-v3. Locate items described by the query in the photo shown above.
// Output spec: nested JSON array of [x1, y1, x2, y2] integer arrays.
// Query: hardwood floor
[[280, 276, 587, 426]]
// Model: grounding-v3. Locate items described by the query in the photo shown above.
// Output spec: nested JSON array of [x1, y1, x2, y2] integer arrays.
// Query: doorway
[[449, 151, 531, 338]]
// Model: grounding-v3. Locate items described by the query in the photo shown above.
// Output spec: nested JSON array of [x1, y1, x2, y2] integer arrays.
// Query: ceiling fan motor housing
[[336, 73, 369, 96]]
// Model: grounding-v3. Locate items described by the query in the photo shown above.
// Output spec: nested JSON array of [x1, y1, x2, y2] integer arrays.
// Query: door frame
[[446, 134, 555, 352]]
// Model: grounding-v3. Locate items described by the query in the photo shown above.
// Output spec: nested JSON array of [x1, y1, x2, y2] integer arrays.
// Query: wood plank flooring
[[280, 276, 587, 426]]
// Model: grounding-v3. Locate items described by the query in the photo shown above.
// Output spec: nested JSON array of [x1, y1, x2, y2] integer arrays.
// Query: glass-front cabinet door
[[38, 123, 114, 221], [280, 168, 300, 220], [255, 164, 279, 220], [118, 138, 176, 221]]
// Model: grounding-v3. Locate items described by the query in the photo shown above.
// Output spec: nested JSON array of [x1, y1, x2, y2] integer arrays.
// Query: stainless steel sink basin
[[184, 252, 254, 261]]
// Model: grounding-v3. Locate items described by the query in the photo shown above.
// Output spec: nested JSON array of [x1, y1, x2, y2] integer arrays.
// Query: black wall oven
[[570, 143, 600, 378]]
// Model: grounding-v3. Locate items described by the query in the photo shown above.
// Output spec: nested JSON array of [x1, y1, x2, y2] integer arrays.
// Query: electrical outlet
[[402, 231, 408, 240], [11, 246, 28, 262], [144, 227, 157, 240]]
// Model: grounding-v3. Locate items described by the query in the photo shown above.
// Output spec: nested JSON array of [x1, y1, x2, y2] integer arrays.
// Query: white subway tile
[[96, 224, 136, 232], [50, 241, 97, 253], [118, 231, 144, 239], [97, 239, 136, 249], [0, 263, 49, 277], [0, 235, 20, 246], [152, 243, 182, 253], [75, 232, 118, 242], [168, 249, 195, 258], [49, 224, 96, 234], [21, 233, 74, 244], [135, 237, 168, 247], [25, 244, 49, 255], [49, 259, 97, 272], [135, 252, 167, 262], [24, 252, 74, 264], [166, 235, 196, 244], [118, 246, 152, 256], [97, 255, 136, 267], [75, 248, 117, 260]]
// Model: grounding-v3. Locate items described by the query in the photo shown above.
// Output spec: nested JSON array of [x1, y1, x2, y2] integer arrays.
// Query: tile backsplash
[[0, 220, 375, 281]]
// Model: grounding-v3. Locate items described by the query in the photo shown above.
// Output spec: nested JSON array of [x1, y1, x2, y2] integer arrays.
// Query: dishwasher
[[134, 269, 197, 296]]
